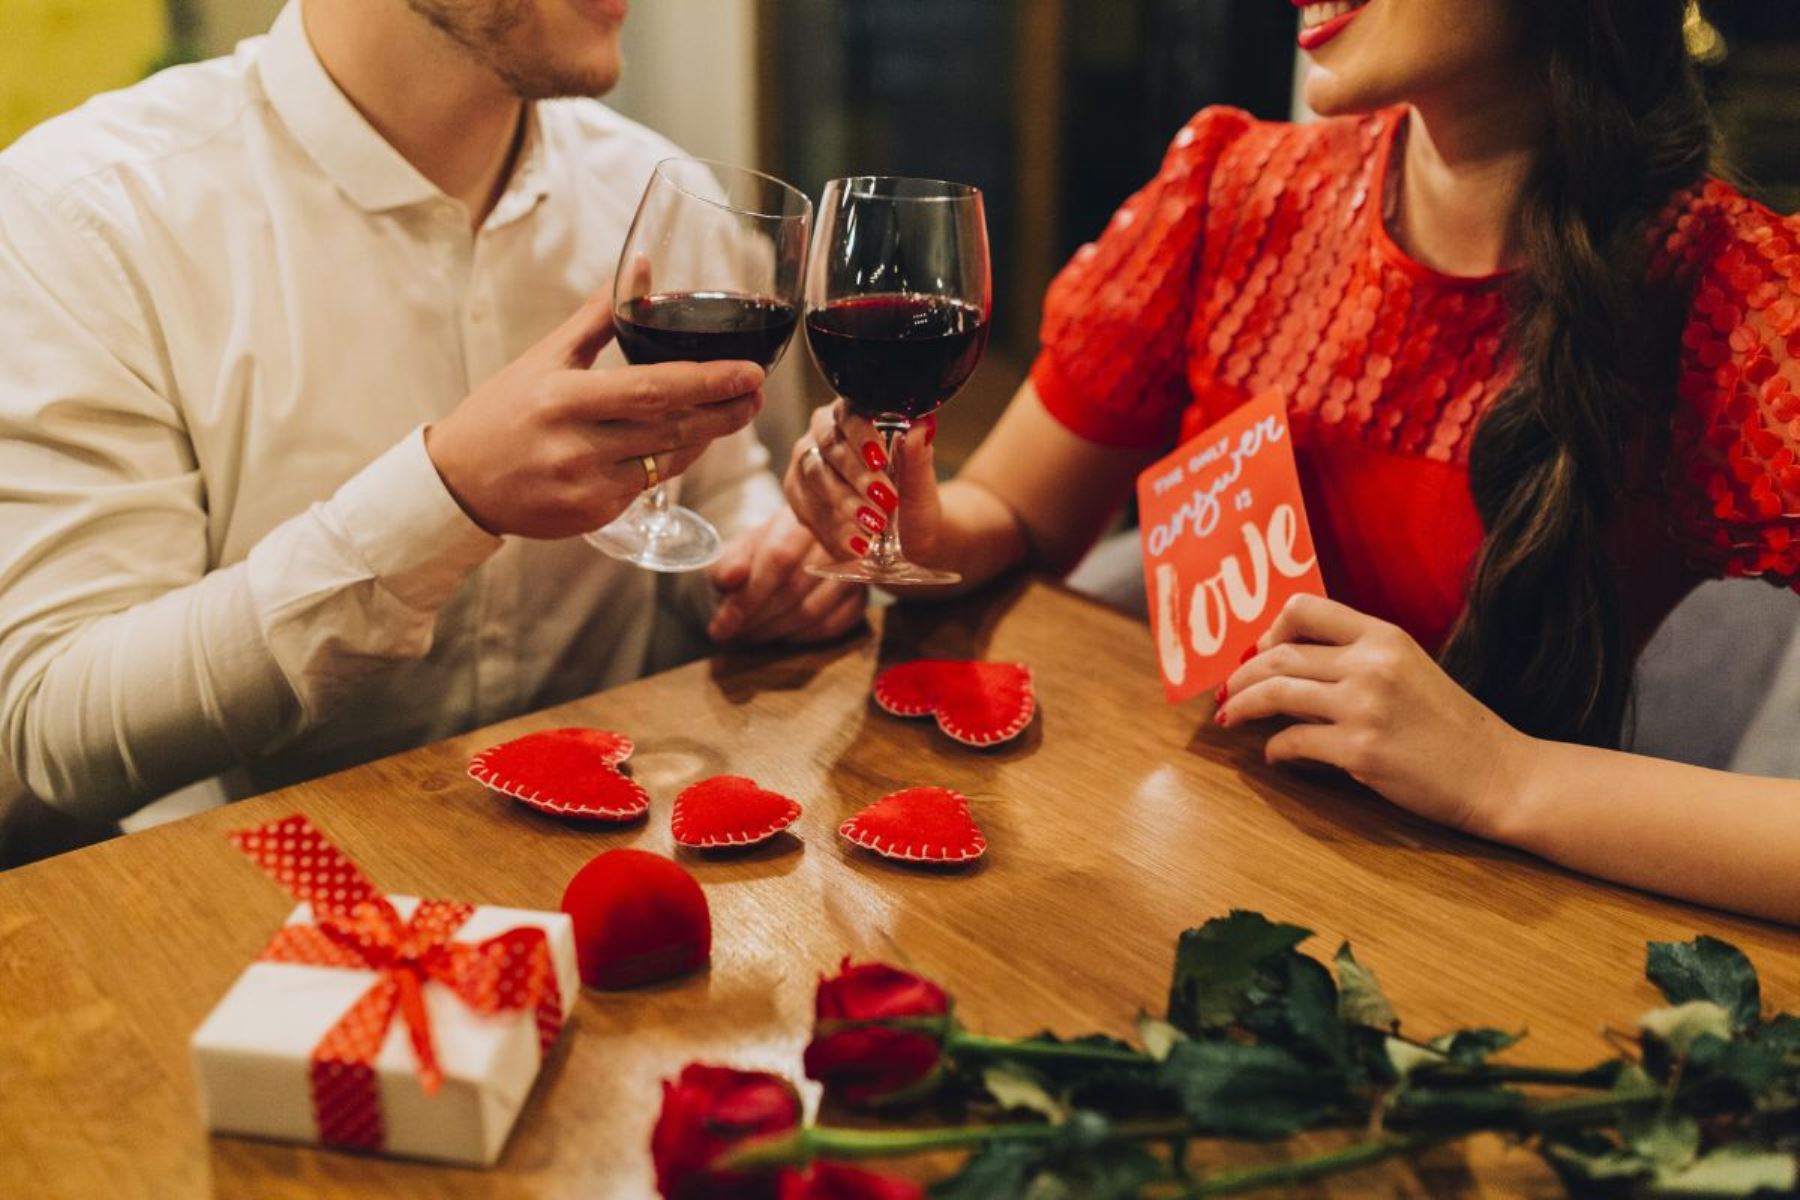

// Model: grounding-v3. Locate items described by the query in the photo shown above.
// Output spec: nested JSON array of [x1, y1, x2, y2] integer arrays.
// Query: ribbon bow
[[232, 814, 564, 1150]]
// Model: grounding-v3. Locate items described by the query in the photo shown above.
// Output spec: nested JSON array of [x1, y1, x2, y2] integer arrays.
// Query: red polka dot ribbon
[[231, 814, 565, 1151]]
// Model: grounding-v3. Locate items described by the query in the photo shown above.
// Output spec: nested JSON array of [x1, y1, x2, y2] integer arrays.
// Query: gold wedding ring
[[640, 455, 661, 489]]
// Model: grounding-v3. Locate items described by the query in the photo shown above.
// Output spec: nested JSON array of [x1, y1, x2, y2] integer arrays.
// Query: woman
[[774, 0, 1800, 922]]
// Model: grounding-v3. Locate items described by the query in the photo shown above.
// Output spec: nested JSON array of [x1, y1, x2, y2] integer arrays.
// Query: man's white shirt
[[0, 2, 781, 829]]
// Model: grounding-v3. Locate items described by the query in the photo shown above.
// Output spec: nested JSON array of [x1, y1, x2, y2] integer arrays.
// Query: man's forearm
[[1, 429, 500, 821], [4, 566, 298, 820]]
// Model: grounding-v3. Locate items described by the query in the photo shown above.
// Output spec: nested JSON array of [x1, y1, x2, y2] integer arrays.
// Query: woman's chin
[[1301, 66, 1385, 119]]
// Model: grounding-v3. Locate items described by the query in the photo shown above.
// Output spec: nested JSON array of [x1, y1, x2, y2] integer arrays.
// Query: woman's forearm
[[947, 382, 1157, 582], [1490, 736, 1800, 924], [892, 381, 1156, 601], [888, 479, 1032, 600], [938, 478, 1033, 588]]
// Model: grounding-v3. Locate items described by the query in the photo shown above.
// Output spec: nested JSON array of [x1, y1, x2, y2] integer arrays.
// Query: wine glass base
[[584, 510, 723, 572], [805, 559, 962, 586]]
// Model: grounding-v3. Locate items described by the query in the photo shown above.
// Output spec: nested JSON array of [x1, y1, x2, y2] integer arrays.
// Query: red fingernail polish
[[1214, 709, 1229, 727], [867, 481, 897, 512], [1214, 683, 1228, 705], [1239, 645, 1258, 664], [862, 441, 888, 472], [848, 535, 870, 556], [856, 506, 886, 535], [921, 415, 937, 447]]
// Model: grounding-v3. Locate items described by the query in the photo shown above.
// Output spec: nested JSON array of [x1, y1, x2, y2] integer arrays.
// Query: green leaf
[[1682, 1034, 1784, 1108], [927, 1123, 1167, 1200], [1158, 1039, 1346, 1138], [1426, 1028, 1522, 1065], [929, 1141, 1044, 1200], [1166, 911, 1312, 1035], [1335, 942, 1399, 1032], [980, 1031, 1167, 1113], [1385, 1036, 1447, 1082], [1622, 1110, 1701, 1174], [1647, 936, 1762, 1030], [1240, 951, 1352, 1072], [1538, 1075, 1675, 1192], [1639, 1002, 1735, 1057], [1052, 1109, 1114, 1153], [1649, 1145, 1799, 1197], [983, 1064, 1068, 1124], [1749, 1013, 1800, 1057], [1017, 1142, 1168, 1200], [1137, 1014, 1188, 1063], [1346, 1024, 1402, 1087], [1042, 1144, 1167, 1199], [1542, 1133, 1654, 1189], [1611, 1061, 1662, 1096]]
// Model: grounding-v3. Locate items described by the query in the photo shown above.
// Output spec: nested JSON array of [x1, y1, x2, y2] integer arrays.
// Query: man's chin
[[503, 60, 622, 101]]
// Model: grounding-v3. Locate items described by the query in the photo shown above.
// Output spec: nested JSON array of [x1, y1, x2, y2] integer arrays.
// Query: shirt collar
[[258, 2, 441, 212], [257, 0, 552, 223], [488, 106, 553, 230]]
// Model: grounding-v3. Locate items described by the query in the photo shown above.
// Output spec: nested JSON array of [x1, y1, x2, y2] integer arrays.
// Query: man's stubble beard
[[403, 0, 619, 100]]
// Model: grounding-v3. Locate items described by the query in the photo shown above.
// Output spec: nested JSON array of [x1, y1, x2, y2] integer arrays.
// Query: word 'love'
[[1135, 391, 1326, 703]]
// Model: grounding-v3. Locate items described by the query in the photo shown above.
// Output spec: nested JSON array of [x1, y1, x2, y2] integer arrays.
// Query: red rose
[[803, 959, 952, 1107], [778, 1162, 926, 1200], [652, 1064, 803, 1199]]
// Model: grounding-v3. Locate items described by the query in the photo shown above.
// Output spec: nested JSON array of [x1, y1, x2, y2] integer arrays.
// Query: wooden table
[[2, 581, 1795, 1199]]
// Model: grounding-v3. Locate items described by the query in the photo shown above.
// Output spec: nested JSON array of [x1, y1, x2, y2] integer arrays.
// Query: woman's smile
[[1294, 0, 1370, 52]]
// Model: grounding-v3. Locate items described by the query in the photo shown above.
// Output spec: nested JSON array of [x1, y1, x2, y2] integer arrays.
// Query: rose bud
[[652, 1064, 803, 1199], [778, 1162, 926, 1200], [803, 959, 952, 1108]]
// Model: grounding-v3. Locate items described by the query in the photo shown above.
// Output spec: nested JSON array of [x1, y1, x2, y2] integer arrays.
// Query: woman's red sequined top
[[1031, 106, 1800, 653]]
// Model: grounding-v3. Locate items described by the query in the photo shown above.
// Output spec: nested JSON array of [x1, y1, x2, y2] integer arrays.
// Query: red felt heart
[[672, 775, 802, 849], [873, 660, 1036, 747], [467, 727, 649, 821], [839, 787, 987, 864]]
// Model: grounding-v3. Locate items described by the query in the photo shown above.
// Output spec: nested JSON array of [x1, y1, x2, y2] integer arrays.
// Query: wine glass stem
[[642, 485, 673, 538], [867, 419, 909, 569]]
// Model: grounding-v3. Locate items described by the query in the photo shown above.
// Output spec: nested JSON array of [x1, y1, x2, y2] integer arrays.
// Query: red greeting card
[[1136, 391, 1326, 703]]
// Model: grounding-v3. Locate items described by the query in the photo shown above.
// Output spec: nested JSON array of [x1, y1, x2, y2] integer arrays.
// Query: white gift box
[[192, 895, 579, 1165]]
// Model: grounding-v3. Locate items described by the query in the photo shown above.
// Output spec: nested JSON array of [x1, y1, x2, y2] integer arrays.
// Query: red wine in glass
[[615, 291, 800, 370], [585, 158, 811, 572], [803, 293, 988, 422], [802, 176, 991, 587]]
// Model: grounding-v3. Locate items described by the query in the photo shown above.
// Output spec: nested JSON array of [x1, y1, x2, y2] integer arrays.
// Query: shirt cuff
[[319, 426, 502, 611]]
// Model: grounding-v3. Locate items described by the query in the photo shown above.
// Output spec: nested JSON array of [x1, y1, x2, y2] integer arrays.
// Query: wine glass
[[803, 177, 991, 585], [585, 158, 812, 572]]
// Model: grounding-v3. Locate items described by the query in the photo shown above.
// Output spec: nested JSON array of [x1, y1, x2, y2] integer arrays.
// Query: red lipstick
[[1293, 1, 1366, 52]]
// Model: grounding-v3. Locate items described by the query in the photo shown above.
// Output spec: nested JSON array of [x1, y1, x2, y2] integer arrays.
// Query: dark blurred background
[[753, 0, 1800, 464], [762, 0, 1301, 459], [9, 0, 1795, 465]]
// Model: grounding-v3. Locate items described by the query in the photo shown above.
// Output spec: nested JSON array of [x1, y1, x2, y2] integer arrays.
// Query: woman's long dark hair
[[1437, 0, 1716, 746]]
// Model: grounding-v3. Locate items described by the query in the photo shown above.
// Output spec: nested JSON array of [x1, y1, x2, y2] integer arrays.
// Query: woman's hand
[[706, 508, 868, 645], [1216, 594, 1533, 839], [783, 400, 942, 566]]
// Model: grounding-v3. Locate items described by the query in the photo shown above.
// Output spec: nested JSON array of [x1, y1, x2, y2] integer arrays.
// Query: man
[[0, 0, 858, 862]]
